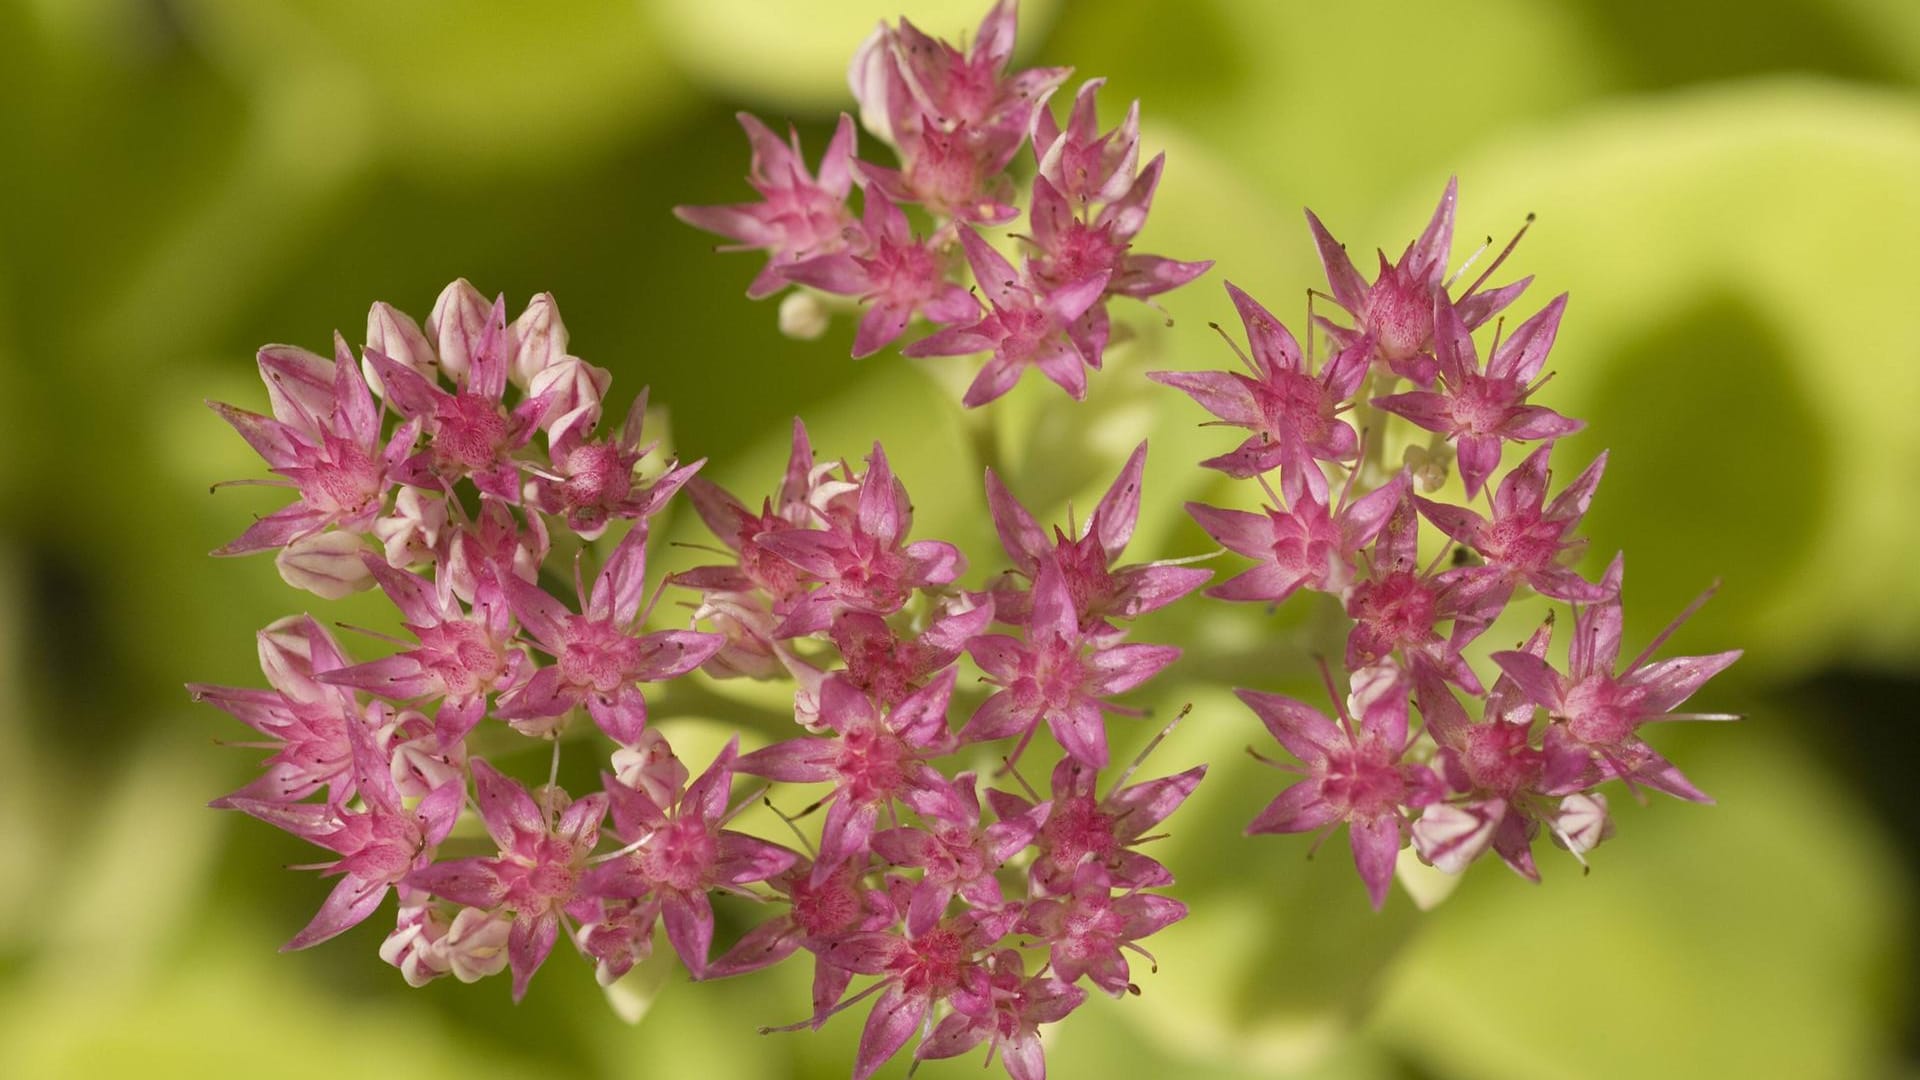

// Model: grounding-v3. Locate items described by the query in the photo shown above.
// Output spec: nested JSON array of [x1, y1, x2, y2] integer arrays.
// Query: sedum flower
[[1414, 442, 1612, 604], [782, 190, 979, 358], [1186, 470, 1408, 606], [192, 615, 362, 808]]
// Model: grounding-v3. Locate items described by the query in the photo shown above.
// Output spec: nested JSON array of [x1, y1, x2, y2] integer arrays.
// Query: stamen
[[1627, 578, 1722, 674], [334, 621, 411, 647], [1208, 321, 1260, 377], [759, 978, 887, 1034], [1114, 703, 1191, 789], [1462, 213, 1534, 300], [1443, 235, 1493, 291], [763, 796, 818, 858]]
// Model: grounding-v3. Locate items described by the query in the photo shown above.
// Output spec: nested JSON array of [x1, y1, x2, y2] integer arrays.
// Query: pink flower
[[986, 441, 1211, 636], [738, 672, 969, 879], [193, 616, 362, 808], [1187, 470, 1408, 606], [1025, 161, 1211, 303], [755, 443, 966, 636], [493, 526, 725, 745], [914, 950, 1085, 1080], [674, 113, 861, 300], [962, 562, 1180, 769], [530, 389, 704, 540], [1415, 442, 1612, 604], [989, 755, 1205, 897], [1032, 78, 1140, 207], [871, 773, 1044, 936], [904, 228, 1108, 406], [585, 740, 799, 977], [1241, 667, 1443, 909], [677, 418, 833, 608], [227, 720, 462, 949], [817, 907, 1006, 1080], [1491, 556, 1742, 803], [710, 859, 883, 1021], [1307, 177, 1531, 386], [321, 555, 528, 748], [209, 337, 414, 555], [782, 190, 979, 358], [829, 596, 993, 708], [1021, 861, 1186, 997], [1372, 293, 1582, 499], [407, 760, 610, 1000], [367, 295, 551, 502], [1150, 282, 1369, 497]]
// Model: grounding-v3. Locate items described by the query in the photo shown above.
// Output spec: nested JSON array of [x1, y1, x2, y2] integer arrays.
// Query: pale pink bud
[[372, 487, 447, 569], [507, 292, 570, 389], [364, 301, 437, 397], [610, 728, 687, 810], [380, 896, 453, 987], [276, 531, 375, 599], [1413, 802, 1498, 874], [444, 907, 513, 983], [1554, 792, 1614, 857], [528, 356, 612, 435], [426, 278, 492, 382]]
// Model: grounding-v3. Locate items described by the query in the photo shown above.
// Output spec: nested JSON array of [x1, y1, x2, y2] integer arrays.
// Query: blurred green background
[[1, 0, 1915, 1077]]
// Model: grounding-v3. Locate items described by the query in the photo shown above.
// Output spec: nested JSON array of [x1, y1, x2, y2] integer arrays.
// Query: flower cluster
[[675, 0, 1210, 406], [1155, 180, 1741, 906], [198, 279, 1208, 1080]]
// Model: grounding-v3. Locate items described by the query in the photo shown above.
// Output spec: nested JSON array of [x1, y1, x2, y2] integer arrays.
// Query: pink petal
[[1349, 814, 1403, 911]]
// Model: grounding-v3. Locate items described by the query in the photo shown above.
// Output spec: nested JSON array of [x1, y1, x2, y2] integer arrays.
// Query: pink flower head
[[320, 554, 528, 748], [1491, 556, 1742, 803], [783, 190, 980, 358], [1187, 470, 1407, 607], [193, 615, 362, 807], [1410, 622, 1553, 879], [1416, 442, 1612, 604], [915, 949, 1085, 1080], [1033, 78, 1140, 207], [1241, 666, 1443, 909], [1343, 485, 1509, 691], [586, 739, 799, 978], [209, 336, 414, 555], [531, 389, 705, 540], [1026, 161, 1211, 303], [903, 228, 1108, 407], [1020, 861, 1186, 997], [755, 443, 966, 636], [228, 719, 461, 950], [674, 113, 861, 300], [677, 418, 833, 608], [848, 0, 1067, 165], [494, 526, 725, 745], [1372, 292, 1582, 499], [871, 773, 1044, 936], [1149, 282, 1369, 499], [1307, 177, 1531, 386], [962, 562, 1180, 769], [990, 755, 1205, 897], [407, 760, 610, 1000], [444, 498, 549, 606], [830, 595, 994, 708], [739, 671, 969, 880], [710, 859, 883, 1021], [367, 295, 551, 502], [858, 123, 1023, 228], [817, 907, 1006, 1080], [986, 442, 1211, 636]]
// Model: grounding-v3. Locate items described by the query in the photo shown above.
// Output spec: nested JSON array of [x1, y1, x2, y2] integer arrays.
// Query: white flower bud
[[275, 531, 375, 599], [778, 291, 832, 341]]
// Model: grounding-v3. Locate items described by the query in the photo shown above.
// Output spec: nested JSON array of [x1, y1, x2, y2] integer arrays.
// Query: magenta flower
[[321, 554, 528, 748], [986, 441, 1211, 636], [677, 418, 833, 609], [817, 907, 1007, 1080], [783, 190, 980, 357], [1491, 556, 1742, 802], [710, 859, 884, 1021], [1186, 470, 1407, 606], [367, 296, 551, 502], [1026, 160, 1211, 303], [990, 755, 1205, 897], [962, 562, 1180, 769], [494, 526, 725, 745], [1022, 861, 1186, 997], [530, 390, 704, 541], [192, 616, 362, 807], [1150, 282, 1369, 495], [1372, 293, 1581, 499], [1307, 177, 1531, 386], [903, 228, 1109, 406], [1343, 486, 1509, 691], [1416, 442, 1612, 604], [848, 0, 1066, 167], [586, 740, 799, 978], [755, 443, 966, 636], [674, 113, 860, 300], [738, 671, 969, 879], [228, 721, 461, 949], [407, 760, 610, 1000], [1241, 667, 1443, 909], [830, 596, 993, 708], [210, 337, 414, 555], [871, 773, 1044, 936], [915, 949, 1085, 1080], [1033, 78, 1140, 207]]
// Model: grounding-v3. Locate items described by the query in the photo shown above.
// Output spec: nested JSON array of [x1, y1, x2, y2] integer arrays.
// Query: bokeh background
[[1, 0, 1915, 1077]]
